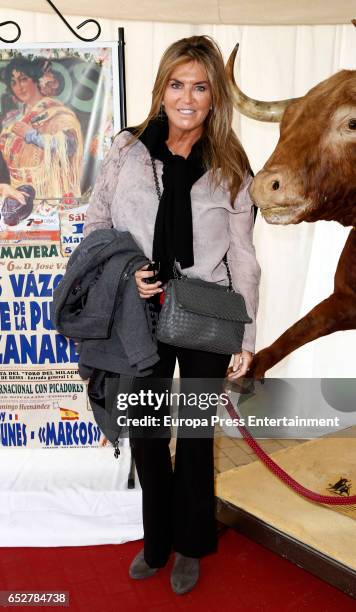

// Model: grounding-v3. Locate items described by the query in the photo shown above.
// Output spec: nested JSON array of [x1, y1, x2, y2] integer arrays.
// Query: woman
[[0, 55, 83, 205], [84, 35, 260, 594]]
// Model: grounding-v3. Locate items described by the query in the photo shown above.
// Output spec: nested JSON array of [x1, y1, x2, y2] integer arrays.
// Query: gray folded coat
[[51, 228, 160, 378]]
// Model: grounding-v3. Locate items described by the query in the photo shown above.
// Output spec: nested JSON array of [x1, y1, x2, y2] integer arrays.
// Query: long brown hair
[[127, 35, 250, 205]]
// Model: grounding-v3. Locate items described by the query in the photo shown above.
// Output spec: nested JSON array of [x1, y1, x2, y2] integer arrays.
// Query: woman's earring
[[159, 103, 165, 120]]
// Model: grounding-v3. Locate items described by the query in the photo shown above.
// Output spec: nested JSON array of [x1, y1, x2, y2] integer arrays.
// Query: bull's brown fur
[[250, 70, 356, 377]]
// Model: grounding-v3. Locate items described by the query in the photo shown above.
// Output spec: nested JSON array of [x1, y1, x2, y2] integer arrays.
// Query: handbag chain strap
[[150, 155, 233, 291]]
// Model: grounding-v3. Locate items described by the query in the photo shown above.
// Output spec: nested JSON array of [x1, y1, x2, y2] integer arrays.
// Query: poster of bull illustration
[[226, 27, 356, 379]]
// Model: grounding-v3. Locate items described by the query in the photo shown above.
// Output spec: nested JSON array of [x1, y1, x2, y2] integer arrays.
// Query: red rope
[[225, 397, 356, 506]]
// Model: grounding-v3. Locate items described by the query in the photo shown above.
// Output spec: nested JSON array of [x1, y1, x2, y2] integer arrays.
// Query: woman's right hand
[[0, 184, 29, 206], [135, 264, 163, 299]]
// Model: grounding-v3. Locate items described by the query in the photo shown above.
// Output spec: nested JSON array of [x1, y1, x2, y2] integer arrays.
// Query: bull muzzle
[[250, 167, 311, 225]]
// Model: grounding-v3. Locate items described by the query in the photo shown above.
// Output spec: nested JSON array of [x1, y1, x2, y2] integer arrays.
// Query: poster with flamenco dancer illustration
[[0, 43, 120, 451], [0, 43, 120, 242]]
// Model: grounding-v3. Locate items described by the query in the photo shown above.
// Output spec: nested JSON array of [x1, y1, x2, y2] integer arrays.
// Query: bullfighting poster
[[0, 43, 121, 451]]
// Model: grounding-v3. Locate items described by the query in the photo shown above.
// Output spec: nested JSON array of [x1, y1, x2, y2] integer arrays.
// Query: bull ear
[[225, 44, 298, 123]]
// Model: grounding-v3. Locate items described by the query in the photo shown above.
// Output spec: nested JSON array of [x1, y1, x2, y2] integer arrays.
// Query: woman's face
[[163, 60, 212, 135], [10, 70, 39, 103]]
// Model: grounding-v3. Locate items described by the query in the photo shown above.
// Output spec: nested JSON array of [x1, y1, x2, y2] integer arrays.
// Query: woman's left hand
[[11, 121, 31, 139], [227, 349, 254, 380]]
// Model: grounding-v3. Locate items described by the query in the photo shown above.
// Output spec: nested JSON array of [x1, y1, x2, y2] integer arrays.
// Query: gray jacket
[[84, 130, 261, 352], [52, 228, 160, 378]]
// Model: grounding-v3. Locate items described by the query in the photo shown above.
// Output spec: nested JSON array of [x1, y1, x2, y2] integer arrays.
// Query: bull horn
[[225, 44, 298, 123]]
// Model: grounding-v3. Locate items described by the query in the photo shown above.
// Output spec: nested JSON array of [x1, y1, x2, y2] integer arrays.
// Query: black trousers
[[130, 338, 231, 568]]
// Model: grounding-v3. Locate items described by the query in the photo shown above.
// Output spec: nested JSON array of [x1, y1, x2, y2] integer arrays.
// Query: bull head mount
[[230, 24, 356, 378]]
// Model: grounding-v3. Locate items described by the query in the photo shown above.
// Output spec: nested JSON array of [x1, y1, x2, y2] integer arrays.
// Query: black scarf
[[126, 118, 206, 283]]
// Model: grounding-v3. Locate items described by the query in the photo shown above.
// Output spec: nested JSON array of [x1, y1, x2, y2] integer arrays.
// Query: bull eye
[[348, 119, 356, 130], [272, 180, 280, 191]]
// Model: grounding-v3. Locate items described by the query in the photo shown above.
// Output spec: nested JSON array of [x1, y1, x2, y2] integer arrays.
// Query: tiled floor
[[169, 434, 306, 475], [213, 434, 306, 475]]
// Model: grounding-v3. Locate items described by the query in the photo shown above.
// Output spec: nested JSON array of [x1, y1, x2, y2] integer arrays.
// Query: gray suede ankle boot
[[170, 552, 200, 594], [129, 548, 158, 579]]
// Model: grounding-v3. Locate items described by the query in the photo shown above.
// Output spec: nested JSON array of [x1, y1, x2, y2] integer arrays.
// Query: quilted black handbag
[[151, 157, 252, 354]]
